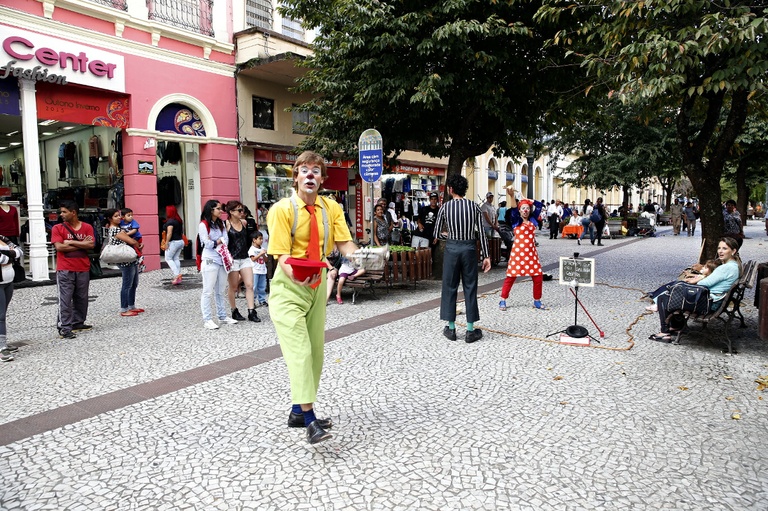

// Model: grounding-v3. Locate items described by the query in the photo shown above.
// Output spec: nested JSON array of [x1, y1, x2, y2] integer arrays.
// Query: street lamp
[[526, 148, 535, 200]]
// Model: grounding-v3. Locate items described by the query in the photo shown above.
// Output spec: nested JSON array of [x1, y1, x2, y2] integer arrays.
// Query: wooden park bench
[[607, 219, 624, 239], [672, 260, 757, 354], [344, 268, 388, 304], [636, 216, 655, 236]]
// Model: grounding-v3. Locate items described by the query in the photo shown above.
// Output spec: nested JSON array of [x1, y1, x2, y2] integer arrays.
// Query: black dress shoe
[[590, 240, 595, 245], [465, 329, 483, 343], [306, 420, 333, 444], [287, 411, 333, 429], [443, 326, 457, 341], [597, 242, 604, 246]]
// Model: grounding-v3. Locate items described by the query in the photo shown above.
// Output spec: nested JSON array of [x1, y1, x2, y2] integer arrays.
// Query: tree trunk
[[736, 159, 749, 226]]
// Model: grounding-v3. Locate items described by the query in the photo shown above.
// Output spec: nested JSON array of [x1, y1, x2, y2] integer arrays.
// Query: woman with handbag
[[162, 205, 185, 285], [650, 237, 741, 342], [104, 209, 143, 317], [0, 236, 22, 362], [199, 199, 238, 330]]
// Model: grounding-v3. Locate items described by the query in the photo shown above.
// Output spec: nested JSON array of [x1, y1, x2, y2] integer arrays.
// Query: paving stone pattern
[[1, 224, 768, 509]]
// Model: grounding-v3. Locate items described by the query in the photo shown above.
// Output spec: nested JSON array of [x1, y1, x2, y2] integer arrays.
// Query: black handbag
[[12, 260, 25, 283], [89, 255, 103, 279], [667, 282, 711, 315]]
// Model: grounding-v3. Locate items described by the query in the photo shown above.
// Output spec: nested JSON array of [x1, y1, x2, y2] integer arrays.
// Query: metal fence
[[88, 0, 128, 10], [147, 0, 214, 37]]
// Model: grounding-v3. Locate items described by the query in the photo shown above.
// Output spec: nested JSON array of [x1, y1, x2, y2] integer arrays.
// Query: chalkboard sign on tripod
[[548, 253, 600, 342]]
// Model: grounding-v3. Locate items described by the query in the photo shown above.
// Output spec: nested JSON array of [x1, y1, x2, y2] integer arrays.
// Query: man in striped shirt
[[434, 174, 491, 343]]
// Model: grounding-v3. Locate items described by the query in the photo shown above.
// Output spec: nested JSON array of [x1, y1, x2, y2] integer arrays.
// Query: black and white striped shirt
[[434, 197, 489, 258]]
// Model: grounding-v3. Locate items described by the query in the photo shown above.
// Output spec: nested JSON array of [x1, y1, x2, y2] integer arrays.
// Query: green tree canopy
[[538, 0, 768, 257], [280, 0, 576, 186]]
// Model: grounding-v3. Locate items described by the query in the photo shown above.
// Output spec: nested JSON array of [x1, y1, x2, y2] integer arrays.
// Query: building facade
[[1, 0, 238, 277]]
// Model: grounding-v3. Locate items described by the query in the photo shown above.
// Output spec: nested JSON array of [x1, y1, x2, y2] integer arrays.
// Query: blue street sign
[[358, 129, 383, 183]]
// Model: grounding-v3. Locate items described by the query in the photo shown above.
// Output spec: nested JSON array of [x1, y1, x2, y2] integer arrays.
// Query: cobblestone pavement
[[1, 223, 768, 510]]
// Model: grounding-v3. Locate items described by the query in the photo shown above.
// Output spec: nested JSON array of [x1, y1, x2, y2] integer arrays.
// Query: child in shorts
[[120, 208, 145, 271]]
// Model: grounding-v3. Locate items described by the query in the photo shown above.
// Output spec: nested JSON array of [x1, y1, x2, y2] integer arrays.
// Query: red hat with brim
[[286, 257, 328, 281]]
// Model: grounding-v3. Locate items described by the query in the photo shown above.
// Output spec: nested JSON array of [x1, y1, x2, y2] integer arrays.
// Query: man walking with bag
[[51, 200, 95, 339]]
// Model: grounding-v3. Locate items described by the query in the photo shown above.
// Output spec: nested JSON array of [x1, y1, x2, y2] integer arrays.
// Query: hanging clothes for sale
[[156, 140, 166, 166], [115, 131, 123, 171], [158, 175, 182, 207], [162, 142, 182, 165], [58, 143, 66, 179]]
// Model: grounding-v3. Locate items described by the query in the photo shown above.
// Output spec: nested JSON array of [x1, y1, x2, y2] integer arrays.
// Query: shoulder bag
[[100, 229, 138, 265], [667, 281, 711, 315], [590, 208, 602, 223]]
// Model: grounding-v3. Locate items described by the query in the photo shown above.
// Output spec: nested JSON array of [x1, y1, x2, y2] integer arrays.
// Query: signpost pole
[[358, 129, 384, 246]]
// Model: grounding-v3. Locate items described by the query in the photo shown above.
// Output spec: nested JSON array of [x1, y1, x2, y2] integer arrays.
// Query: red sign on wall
[[35, 81, 129, 127]]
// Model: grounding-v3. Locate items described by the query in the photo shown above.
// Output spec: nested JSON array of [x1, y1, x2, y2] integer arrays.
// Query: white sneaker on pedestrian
[[220, 317, 238, 325], [204, 320, 219, 330]]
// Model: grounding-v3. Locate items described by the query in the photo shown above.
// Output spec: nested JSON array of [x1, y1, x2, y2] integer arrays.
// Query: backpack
[[590, 208, 602, 223]]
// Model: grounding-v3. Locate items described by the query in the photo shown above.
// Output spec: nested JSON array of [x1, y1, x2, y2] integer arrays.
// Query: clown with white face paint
[[499, 187, 547, 311]]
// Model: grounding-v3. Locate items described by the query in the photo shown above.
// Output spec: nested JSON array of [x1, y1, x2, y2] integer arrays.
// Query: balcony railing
[[147, 0, 214, 37], [88, 0, 128, 10]]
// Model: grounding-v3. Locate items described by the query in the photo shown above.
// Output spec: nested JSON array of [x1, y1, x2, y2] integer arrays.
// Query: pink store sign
[[0, 25, 125, 93]]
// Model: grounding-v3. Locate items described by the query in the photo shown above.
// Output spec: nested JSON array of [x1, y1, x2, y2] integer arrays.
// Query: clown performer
[[499, 186, 548, 311], [267, 151, 359, 445]]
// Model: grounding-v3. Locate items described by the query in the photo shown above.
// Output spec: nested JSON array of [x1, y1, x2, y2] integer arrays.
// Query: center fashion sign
[[0, 26, 125, 93]]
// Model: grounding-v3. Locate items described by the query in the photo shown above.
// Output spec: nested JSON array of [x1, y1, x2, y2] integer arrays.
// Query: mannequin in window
[[88, 134, 101, 177], [59, 143, 67, 179], [0, 200, 20, 245], [65, 141, 76, 178]]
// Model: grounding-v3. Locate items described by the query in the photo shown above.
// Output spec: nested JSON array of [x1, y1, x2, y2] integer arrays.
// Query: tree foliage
[[537, 0, 768, 258], [549, 100, 681, 208], [280, 0, 575, 182]]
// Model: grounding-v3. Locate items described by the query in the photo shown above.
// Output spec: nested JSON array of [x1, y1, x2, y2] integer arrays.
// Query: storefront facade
[[2, 2, 238, 277]]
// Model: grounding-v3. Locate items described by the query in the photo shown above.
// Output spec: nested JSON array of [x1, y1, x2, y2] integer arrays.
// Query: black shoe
[[597, 242, 604, 246], [443, 326, 457, 341], [0, 349, 13, 362], [590, 240, 595, 245], [465, 329, 483, 343], [306, 420, 333, 444], [287, 411, 333, 429], [248, 308, 261, 323], [577, 239, 581, 245], [543, 273, 554, 281], [72, 323, 93, 332], [59, 331, 76, 339], [231, 308, 246, 321]]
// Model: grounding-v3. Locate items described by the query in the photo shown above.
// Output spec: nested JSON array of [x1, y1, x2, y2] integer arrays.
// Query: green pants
[[270, 266, 327, 404]]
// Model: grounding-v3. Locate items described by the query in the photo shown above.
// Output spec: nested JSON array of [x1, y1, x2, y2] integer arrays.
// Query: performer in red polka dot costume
[[499, 188, 547, 310]]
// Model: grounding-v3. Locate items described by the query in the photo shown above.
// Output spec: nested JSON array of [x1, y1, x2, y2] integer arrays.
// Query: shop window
[[292, 106, 315, 135], [246, 0, 272, 29], [256, 162, 293, 226], [252, 96, 275, 130]]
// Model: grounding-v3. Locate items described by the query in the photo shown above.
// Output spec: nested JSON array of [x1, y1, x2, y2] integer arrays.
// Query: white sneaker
[[204, 320, 219, 330], [220, 317, 238, 325]]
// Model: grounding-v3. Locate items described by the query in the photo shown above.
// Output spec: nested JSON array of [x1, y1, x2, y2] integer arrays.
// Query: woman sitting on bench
[[649, 237, 741, 343]]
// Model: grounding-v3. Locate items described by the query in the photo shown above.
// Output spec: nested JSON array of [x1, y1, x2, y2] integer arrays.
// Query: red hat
[[518, 198, 534, 209]]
